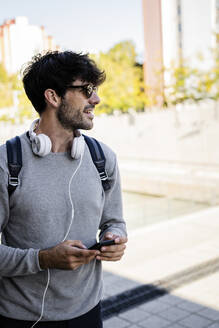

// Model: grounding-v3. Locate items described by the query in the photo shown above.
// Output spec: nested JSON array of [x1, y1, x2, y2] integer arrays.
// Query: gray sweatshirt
[[0, 133, 126, 321]]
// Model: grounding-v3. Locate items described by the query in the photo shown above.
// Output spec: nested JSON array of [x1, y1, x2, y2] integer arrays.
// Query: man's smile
[[83, 106, 94, 119]]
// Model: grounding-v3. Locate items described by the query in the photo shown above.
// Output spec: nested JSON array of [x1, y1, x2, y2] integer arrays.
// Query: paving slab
[[138, 315, 170, 328], [159, 307, 190, 322], [179, 314, 212, 328], [103, 316, 131, 328], [118, 308, 150, 323]]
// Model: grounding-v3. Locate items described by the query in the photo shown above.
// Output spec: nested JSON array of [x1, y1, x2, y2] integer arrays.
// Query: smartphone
[[88, 239, 116, 250]]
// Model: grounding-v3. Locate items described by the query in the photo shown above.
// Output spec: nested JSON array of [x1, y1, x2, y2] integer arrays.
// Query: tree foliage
[[0, 64, 14, 108], [0, 64, 34, 122], [164, 48, 219, 106], [211, 47, 219, 100], [92, 41, 149, 114]]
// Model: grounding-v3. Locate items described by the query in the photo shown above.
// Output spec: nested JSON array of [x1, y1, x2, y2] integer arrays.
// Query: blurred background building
[[142, 0, 219, 103], [0, 16, 59, 74]]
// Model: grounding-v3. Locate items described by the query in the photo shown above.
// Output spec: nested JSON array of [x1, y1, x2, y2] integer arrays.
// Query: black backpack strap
[[6, 136, 22, 196], [83, 135, 111, 191]]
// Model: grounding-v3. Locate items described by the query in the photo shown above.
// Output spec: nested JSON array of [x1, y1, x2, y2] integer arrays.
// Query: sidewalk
[[102, 206, 219, 327]]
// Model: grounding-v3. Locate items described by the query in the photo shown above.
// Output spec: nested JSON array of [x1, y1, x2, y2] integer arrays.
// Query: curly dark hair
[[22, 51, 106, 115]]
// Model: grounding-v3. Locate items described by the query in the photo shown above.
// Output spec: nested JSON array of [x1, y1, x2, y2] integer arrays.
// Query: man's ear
[[44, 89, 61, 108]]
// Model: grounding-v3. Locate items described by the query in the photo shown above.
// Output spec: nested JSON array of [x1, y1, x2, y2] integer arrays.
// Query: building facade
[[142, 0, 219, 104], [0, 16, 59, 74]]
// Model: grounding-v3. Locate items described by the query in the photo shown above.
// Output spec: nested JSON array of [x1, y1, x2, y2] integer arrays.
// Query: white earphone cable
[[30, 268, 50, 328], [30, 151, 84, 328], [62, 152, 84, 242]]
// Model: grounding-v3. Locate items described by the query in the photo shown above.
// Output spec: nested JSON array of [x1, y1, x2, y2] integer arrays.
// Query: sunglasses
[[66, 84, 98, 99]]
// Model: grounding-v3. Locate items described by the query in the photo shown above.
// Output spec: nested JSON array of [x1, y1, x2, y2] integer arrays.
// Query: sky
[[0, 0, 145, 61]]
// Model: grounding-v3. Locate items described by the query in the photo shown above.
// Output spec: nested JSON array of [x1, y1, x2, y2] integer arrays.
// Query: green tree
[[17, 88, 36, 122], [211, 48, 219, 100], [92, 41, 148, 114], [0, 64, 14, 109], [0, 64, 35, 122], [164, 59, 195, 105], [163, 45, 219, 106]]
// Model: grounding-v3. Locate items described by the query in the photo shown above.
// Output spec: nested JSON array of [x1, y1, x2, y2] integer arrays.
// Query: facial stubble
[[56, 99, 93, 131]]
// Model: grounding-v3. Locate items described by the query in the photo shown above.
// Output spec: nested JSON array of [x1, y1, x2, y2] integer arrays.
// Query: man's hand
[[96, 232, 128, 262], [39, 240, 100, 270]]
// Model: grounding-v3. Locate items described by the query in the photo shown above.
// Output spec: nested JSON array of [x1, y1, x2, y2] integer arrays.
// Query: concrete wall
[[89, 102, 219, 166], [1, 102, 219, 165]]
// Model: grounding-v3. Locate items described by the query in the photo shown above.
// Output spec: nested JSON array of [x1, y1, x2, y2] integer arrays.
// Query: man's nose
[[89, 92, 100, 105]]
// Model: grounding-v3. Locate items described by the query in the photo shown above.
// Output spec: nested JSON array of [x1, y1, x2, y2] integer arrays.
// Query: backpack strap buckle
[[95, 159, 109, 181], [8, 175, 20, 187], [99, 170, 108, 181], [6, 136, 22, 196]]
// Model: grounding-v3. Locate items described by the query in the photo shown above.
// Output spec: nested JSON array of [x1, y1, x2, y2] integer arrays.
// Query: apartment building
[[142, 0, 219, 103], [0, 16, 59, 74]]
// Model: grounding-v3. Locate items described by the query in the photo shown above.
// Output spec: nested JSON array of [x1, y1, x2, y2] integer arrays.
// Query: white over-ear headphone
[[29, 119, 85, 159]]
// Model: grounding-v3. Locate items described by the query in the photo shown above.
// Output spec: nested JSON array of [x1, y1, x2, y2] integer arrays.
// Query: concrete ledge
[[119, 160, 219, 205]]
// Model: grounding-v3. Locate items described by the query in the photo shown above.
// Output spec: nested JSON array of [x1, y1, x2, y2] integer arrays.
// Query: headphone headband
[[28, 119, 85, 159]]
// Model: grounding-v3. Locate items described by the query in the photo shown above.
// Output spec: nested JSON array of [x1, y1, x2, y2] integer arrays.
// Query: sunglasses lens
[[84, 85, 93, 98]]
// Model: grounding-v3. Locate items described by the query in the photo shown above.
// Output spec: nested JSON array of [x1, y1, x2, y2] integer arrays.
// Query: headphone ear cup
[[71, 136, 85, 159], [32, 134, 52, 157]]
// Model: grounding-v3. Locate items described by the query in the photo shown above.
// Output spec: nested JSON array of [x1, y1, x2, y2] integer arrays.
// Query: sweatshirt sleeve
[[0, 166, 42, 277], [99, 154, 127, 240]]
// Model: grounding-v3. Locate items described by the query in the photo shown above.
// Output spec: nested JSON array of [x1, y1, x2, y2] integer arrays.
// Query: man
[[0, 51, 127, 328]]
